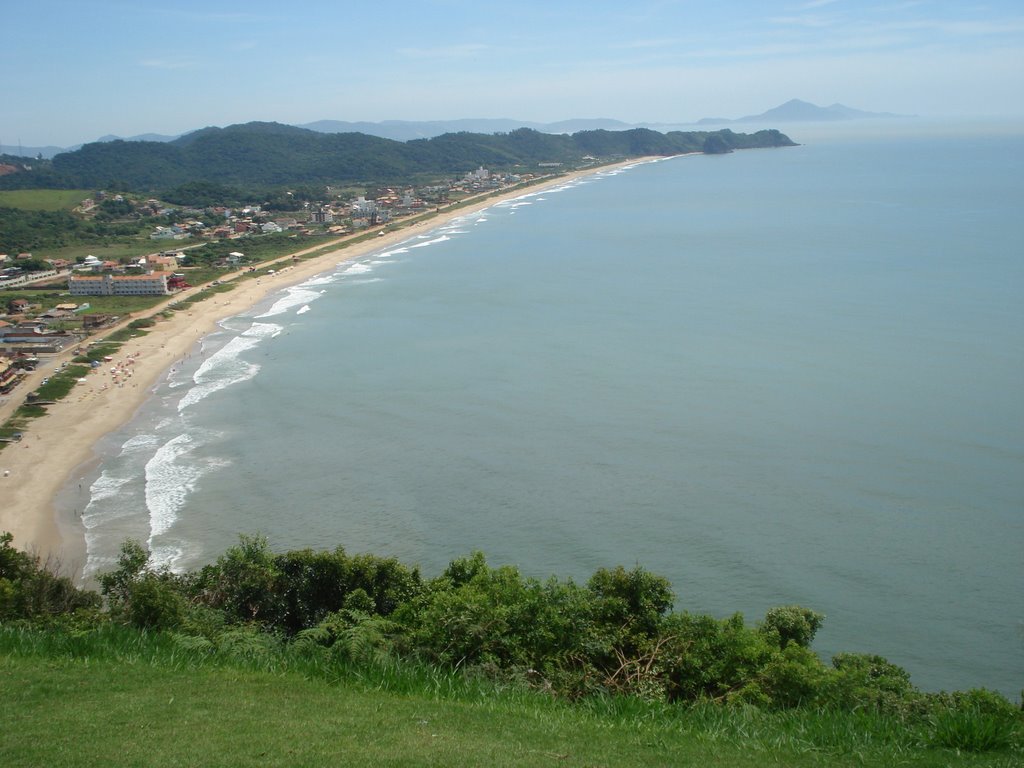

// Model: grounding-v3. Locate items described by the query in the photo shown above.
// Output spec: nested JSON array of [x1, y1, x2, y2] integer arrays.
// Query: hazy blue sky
[[5, 0, 1024, 146]]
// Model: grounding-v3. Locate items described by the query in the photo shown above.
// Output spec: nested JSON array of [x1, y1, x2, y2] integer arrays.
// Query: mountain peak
[[699, 99, 911, 124]]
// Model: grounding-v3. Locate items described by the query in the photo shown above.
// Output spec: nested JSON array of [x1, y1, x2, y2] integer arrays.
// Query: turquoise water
[[79, 124, 1024, 696]]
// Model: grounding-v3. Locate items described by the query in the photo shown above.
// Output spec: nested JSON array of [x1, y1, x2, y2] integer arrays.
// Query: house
[[144, 254, 179, 271], [150, 225, 188, 240], [38, 308, 76, 322], [76, 255, 102, 272], [6, 298, 31, 315], [166, 274, 191, 290], [82, 314, 118, 330]]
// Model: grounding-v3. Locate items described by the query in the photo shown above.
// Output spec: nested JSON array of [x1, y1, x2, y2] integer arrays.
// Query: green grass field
[[0, 626, 1018, 768], [0, 189, 93, 211]]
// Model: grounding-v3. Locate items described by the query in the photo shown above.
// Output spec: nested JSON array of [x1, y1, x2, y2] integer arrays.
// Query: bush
[[98, 539, 186, 630], [819, 653, 916, 713], [760, 605, 824, 649], [0, 532, 101, 620]]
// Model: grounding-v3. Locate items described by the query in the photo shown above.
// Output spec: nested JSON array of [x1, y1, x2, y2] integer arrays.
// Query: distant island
[[697, 98, 913, 125]]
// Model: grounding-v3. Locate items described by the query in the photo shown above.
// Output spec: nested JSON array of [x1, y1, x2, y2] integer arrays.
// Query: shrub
[[0, 531, 101, 620], [98, 539, 186, 630], [819, 653, 916, 713], [759, 605, 824, 649]]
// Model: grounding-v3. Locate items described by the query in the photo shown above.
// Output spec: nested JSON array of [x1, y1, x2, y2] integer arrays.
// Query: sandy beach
[[0, 159, 650, 568]]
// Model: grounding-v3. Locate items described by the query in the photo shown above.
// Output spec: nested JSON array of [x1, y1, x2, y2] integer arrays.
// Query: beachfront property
[[68, 272, 171, 296]]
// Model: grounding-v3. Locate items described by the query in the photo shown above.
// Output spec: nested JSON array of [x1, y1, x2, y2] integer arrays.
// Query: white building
[[68, 273, 171, 296], [351, 196, 377, 217]]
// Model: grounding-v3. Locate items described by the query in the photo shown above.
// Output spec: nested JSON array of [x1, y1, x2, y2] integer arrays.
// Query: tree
[[1, 531, 100, 619], [98, 539, 185, 630], [195, 534, 283, 625], [759, 605, 825, 649]]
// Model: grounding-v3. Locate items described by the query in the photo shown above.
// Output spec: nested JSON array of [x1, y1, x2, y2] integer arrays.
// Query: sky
[[4, 0, 1024, 147]]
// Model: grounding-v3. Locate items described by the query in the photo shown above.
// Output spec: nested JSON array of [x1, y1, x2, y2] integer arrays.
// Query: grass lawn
[[1, 288, 166, 316], [0, 189, 93, 211], [0, 655, 897, 767], [0, 633, 1017, 768]]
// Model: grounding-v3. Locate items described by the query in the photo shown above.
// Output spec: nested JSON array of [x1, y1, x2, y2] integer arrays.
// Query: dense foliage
[[0, 123, 797, 193], [2, 530, 1019, 743], [0, 206, 142, 253], [0, 532, 101, 620]]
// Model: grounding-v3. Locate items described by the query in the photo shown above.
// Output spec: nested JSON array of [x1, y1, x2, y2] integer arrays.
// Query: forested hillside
[[0, 123, 796, 192]]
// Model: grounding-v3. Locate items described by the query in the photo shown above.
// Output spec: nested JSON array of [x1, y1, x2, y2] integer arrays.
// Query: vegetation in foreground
[[1, 532, 1020, 766]]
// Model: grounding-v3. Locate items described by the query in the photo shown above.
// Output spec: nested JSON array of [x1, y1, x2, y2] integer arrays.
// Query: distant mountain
[[298, 118, 635, 141], [1, 133, 180, 160], [96, 133, 180, 144], [0, 144, 67, 160], [698, 99, 911, 125]]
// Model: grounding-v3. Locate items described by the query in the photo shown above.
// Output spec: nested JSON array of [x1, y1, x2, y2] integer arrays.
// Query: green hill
[[0, 123, 797, 192]]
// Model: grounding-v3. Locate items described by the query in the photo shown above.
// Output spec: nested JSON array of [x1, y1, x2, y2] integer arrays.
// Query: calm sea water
[[76, 122, 1024, 696]]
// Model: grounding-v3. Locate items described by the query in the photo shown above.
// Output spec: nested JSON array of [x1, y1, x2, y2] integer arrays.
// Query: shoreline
[[0, 158, 657, 568]]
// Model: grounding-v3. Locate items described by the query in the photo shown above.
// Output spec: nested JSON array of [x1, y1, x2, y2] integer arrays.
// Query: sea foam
[[409, 234, 452, 249], [144, 431, 230, 569], [256, 283, 326, 318], [177, 322, 280, 412]]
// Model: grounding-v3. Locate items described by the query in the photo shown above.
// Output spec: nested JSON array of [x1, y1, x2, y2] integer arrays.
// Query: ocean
[[74, 120, 1024, 697]]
